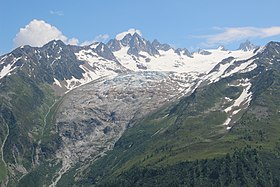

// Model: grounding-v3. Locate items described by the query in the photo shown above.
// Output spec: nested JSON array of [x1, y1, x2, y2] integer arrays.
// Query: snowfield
[[114, 47, 255, 74]]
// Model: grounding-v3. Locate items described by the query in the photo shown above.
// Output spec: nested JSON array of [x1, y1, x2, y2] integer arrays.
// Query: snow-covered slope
[[0, 33, 259, 96], [114, 47, 255, 73], [109, 33, 257, 94], [109, 32, 255, 73], [63, 46, 126, 91]]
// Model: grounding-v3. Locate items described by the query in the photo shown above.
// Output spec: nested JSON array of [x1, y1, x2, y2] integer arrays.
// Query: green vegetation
[[0, 116, 8, 183], [18, 160, 62, 187], [98, 148, 280, 187], [0, 158, 7, 183], [0, 71, 60, 186]]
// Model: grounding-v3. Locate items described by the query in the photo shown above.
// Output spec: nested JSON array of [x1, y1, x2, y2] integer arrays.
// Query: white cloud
[[68, 38, 79, 45], [50, 10, 64, 16], [13, 19, 78, 47], [81, 34, 110, 46], [196, 26, 280, 47], [115, 28, 142, 40]]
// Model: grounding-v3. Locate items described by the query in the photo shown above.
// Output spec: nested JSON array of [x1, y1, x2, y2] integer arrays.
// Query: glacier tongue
[[52, 71, 192, 183], [52, 44, 258, 176]]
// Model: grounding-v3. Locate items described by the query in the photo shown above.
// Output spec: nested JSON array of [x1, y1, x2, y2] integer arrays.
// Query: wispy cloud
[[195, 26, 280, 47], [13, 19, 78, 47], [50, 10, 64, 16], [95, 34, 110, 41], [81, 34, 110, 46]]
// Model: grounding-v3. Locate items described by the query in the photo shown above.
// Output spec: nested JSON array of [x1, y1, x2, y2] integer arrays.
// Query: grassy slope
[[0, 72, 59, 186], [0, 121, 8, 183], [15, 91, 66, 187], [17, 95, 65, 187]]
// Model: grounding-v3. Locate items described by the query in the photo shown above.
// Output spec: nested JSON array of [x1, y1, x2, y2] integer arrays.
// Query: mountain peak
[[110, 29, 160, 56], [127, 35, 159, 57], [238, 40, 256, 51], [94, 42, 117, 61], [174, 48, 193, 57], [259, 41, 280, 59], [89, 42, 100, 49], [265, 41, 280, 48], [115, 29, 142, 40], [132, 32, 141, 38], [42, 40, 67, 52], [130, 32, 144, 44], [44, 40, 66, 47]]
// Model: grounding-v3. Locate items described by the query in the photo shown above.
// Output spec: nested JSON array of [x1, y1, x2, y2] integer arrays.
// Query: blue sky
[[1, 0, 280, 54]]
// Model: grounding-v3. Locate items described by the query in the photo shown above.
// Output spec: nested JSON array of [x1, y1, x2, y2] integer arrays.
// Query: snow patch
[[225, 97, 233, 102], [225, 80, 252, 113], [240, 63, 257, 73], [223, 79, 253, 128], [65, 76, 81, 91], [226, 126, 232, 130], [223, 118, 231, 126], [0, 55, 8, 65], [0, 57, 21, 80], [206, 59, 235, 83], [90, 42, 99, 49], [222, 59, 255, 78], [53, 78, 62, 87], [65, 48, 125, 92]]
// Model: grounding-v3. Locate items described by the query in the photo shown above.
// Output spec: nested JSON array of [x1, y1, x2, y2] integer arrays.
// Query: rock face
[[107, 33, 160, 57], [174, 48, 193, 57], [152, 39, 172, 51], [107, 39, 122, 52], [197, 49, 212, 55], [127, 33, 160, 56], [91, 42, 117, 61]]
